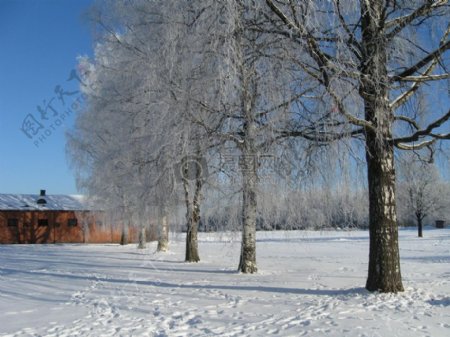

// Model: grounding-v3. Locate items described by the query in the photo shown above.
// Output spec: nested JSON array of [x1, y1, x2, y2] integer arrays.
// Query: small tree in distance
[[397, 153, 449, 237]]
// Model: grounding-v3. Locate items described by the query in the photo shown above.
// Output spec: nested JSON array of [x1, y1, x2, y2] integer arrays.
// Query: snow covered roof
[[0, 193, 95, 211]]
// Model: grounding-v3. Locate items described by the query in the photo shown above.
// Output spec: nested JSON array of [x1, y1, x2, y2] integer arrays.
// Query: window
[[7, 219, 18, 227], [54, 222, 61, 228], [38, 219, 49, 227], [68, 218, 78, 227]]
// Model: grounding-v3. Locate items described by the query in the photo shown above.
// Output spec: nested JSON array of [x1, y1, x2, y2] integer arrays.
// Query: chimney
[[37, 189, 47, 205]]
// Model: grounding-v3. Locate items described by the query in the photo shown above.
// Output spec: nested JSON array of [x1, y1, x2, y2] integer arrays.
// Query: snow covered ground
[[0, 228, 449, 337]]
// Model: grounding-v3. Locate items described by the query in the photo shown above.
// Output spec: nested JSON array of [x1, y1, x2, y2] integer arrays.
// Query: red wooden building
[[0, 190, 133, 244]]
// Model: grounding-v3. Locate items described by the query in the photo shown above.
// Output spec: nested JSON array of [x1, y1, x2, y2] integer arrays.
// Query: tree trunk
[[365, 138, 404, 292], [361, 1, 403, 293], [82, 220, 87, 244], [30, 213, 36, 243], [110, 223, 114, 243], [416, 213, 423, 238], [184, 160, 202, 262], [183, 148, 205, 262], [157, 207, 169, 252], [238, 152, 258, 273], [185, 207, 200, 262], [234, 10, 258, 273], [138, 226, 146, 249], [120, 222, 128, 245]]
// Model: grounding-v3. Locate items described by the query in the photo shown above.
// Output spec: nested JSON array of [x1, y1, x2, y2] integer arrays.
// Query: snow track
[[0, 229, 449, 336]]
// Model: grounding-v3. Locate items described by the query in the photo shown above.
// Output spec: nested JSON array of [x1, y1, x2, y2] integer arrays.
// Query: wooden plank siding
[[0, 210, 138, 244]]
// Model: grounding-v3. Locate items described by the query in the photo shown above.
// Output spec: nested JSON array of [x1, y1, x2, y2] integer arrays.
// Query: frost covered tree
[[263, 0, 450, 292], [397, 153, 449, 237], [67, 1, 179, 249], [68, 0, 222, 257], [67, 49, 143, 245], [67, 0, 450, 291], [162, 2, 222, 262], [189, 1, 307, 273]]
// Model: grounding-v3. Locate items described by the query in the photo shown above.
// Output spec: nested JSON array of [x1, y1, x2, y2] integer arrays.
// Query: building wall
[[0, 210, 139, 244]]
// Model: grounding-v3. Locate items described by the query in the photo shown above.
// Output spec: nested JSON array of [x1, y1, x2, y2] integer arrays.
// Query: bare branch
[[430, 132, 450, 139], [275, 128, 365, 143], [265, 0, 334, 84], [395, 73, 450, 82], [394, 115, 420, 130], [326, 88, 376, 132], [385, 1, 448, 39], [390, 40, 450, 81], [390, 24, 450, 109], [395, 139, 437, 150], [336, 0, 362, 60], [392, 108, 450, 145]]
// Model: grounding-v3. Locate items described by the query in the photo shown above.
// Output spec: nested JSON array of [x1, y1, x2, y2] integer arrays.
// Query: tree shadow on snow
[[402, 255, 450, 263], [0, 267, 367, 297], [427, 297, 450, 306], [144, 267, 237, 274]]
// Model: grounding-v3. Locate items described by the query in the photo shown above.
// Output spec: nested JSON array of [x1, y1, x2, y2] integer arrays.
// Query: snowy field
[[0, 228, 449, 337]]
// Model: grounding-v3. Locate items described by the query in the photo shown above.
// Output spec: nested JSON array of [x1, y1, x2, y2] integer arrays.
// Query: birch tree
[[151, 1, 226, 261], [69, 0, 222, 257], [263, 0, 450, 292], [188, 1, 307, 273], [67, 2, 178, 248]]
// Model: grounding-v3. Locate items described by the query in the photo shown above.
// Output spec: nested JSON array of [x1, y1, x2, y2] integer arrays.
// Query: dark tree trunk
[[110, 223, 114, 243], [82, 222, 87, 244], [30, 213, 36, 243], [416, 213, 423, 238], [184, 159, 202, 262], [185, 207, 200, 262], [365, 138, 404, 293], [120, 223, 128, 245], [361, 1, 403, 293]]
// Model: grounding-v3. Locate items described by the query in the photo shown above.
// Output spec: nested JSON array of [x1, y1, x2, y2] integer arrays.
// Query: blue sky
[[0, 1, 448, 196], [0, 0, 93, 194]]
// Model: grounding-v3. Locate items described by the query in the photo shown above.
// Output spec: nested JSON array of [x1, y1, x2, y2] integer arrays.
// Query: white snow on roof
[[0, 194, 95, 211]]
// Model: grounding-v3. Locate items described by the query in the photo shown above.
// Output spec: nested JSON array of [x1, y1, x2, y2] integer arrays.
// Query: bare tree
[[190, 1, 304, 273], [263, 0, 450, 292], [67, 3, 174, 248], [69, 0, 224, 258], [67, 0, 449, 291]]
